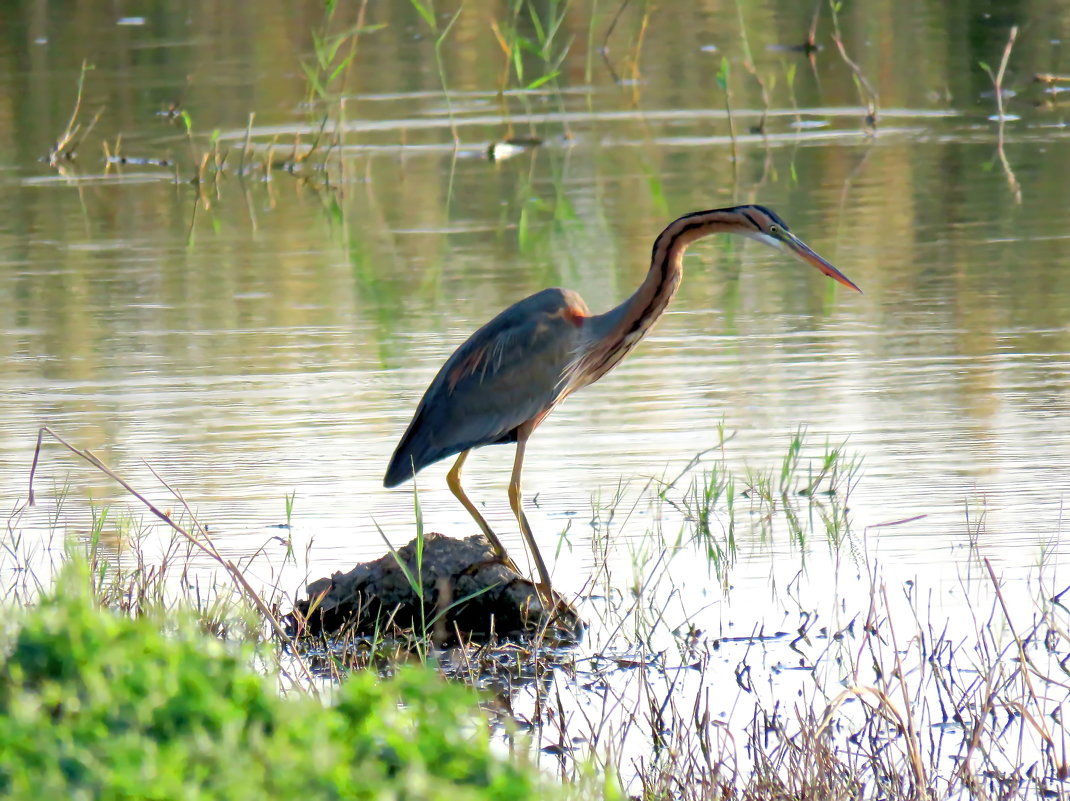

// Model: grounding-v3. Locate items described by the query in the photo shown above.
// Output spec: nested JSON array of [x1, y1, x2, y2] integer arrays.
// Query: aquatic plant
[[0, 561, 570, 801]]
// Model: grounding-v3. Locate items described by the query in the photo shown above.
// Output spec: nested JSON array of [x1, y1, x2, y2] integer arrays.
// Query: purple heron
[[385, 205, 860, 590]]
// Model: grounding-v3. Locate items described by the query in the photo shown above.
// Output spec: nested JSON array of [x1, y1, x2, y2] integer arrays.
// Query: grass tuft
[[0, 560, 582, 801]]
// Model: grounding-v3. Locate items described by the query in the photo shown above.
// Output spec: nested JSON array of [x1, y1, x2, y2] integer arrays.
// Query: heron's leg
[[507, 435, 553, 590], [446, 450, 510, 559]]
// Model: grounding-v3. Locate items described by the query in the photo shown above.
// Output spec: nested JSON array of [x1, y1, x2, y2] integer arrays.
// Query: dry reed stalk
[[25, 426, 317, 691]]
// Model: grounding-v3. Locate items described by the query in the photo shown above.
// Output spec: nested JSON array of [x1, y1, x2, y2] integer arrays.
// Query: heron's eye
[[767, 224, 781, 236]]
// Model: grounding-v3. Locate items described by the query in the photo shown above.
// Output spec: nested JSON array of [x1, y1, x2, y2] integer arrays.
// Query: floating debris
[[1033, 72, 1070, 86], [105, 155, 173, 167], [486, 136, 542, 162]]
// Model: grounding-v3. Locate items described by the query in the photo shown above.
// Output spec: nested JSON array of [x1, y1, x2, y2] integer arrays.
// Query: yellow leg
[[508, 435, 553, 591], [446, 450, 511, 560]]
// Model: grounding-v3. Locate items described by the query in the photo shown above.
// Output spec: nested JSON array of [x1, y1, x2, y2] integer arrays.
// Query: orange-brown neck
[[571, 209, 751, 390]]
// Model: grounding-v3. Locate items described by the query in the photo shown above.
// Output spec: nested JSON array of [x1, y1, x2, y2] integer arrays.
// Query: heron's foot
[[482, 539, 556, 604], [485, 540, 552, 595], [530, 580, 583, 635], [473, 535, 524, 577], [492, 548, 523, 576]]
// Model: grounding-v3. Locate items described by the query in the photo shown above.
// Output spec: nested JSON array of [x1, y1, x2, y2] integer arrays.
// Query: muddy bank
[[288, 532, 582, 643]]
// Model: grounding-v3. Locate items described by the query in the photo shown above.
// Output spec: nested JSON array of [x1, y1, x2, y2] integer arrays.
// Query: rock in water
[[288, 532, 583, 643]]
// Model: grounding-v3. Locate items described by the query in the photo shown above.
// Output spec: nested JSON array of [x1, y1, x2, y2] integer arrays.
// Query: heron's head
[[733, 205, 861, 293]]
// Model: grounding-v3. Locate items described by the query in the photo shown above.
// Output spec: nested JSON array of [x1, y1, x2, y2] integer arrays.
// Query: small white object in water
[[487, 142, 526, 161], [117, 16, 146, 25]]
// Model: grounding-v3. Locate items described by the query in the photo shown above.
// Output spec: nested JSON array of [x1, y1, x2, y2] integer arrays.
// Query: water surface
[[1, 0, 1068, 613]]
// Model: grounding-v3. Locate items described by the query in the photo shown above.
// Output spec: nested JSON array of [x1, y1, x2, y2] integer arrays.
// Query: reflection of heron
[[385, 205, 860, 590]]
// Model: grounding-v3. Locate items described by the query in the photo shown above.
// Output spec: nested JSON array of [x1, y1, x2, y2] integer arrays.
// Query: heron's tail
[[383, 416, 444, 488], [383, 452, 416, 488]]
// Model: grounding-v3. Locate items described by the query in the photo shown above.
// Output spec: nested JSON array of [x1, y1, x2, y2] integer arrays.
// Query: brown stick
[[984, 557, 1062, 770], [26, 426, 317, 691], [988, 26, 1022, 203]]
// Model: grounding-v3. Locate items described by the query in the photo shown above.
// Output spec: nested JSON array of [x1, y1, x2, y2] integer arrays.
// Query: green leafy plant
[[0, 561, 559, 800], [490, 0, 573, 91], [409, 0, 464, 144]]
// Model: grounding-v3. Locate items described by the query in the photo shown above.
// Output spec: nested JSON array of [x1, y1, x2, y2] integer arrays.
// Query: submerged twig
[[983, 26, 1018, 126], [734, 0, 771, 136], [981, 26, 1022, 204], [827, 1, 878, 129], [48, 60, 104, 166], [599, 0, 632, 55]]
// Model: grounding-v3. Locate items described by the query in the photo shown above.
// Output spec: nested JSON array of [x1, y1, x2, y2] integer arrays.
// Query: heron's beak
[[784, 233, 862, 293]]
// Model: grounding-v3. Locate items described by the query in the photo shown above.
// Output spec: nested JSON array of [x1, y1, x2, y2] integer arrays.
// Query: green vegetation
[[490, 0, 573, 92], [5, 429, 1069, 800], [408, 0, 465, 144], [5, 1, 1069, 794], [0, 561, 562, 801], [46, 60, 101, 166]]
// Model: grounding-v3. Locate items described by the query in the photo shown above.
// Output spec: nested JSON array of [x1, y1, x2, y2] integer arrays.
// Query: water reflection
[[1, 0, 1068, 602]]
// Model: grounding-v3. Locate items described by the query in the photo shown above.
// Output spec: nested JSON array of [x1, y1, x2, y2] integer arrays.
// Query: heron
[[384, 205, 860, 591]]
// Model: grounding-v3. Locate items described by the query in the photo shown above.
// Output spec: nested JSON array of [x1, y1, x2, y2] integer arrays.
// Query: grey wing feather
[[383, 289, 583, 487]]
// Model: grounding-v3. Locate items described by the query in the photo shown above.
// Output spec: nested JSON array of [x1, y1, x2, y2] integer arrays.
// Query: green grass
[[8, 430, 1066, 801], [653, 429, 859, 587], [0, 560, 580, 801]]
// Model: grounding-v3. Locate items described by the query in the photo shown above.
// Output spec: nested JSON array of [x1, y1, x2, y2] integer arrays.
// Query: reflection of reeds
[[490, 0, 572, 93], [409, 0, 463, 145], [572, 530, 1067, 799], [716, 57, 739, 185], [489, 0, 575, 144], [46, 6, 378, 195], [598, 0, 651, 100], [47, 60, 104, 167], [8, 426, 1068, 798], [981, 26, 1022, 204], [733, 0, 771, 137], [827, 0, 878, 130]]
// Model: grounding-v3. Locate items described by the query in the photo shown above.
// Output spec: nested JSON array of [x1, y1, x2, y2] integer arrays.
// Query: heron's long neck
[[575, 210, 741, 386]]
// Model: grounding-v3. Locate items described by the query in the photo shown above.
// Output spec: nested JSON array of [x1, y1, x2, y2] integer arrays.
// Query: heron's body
[[385, 205, 860, 591], [383, 288, 587, 488]]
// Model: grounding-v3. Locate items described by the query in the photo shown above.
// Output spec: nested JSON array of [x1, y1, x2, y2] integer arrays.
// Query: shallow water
[[2, 0, 1068, 634], [4, 2, 1070, 793]]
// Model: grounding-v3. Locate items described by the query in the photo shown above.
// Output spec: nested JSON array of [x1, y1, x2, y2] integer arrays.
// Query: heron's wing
[[384, 288, 587, 486]]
